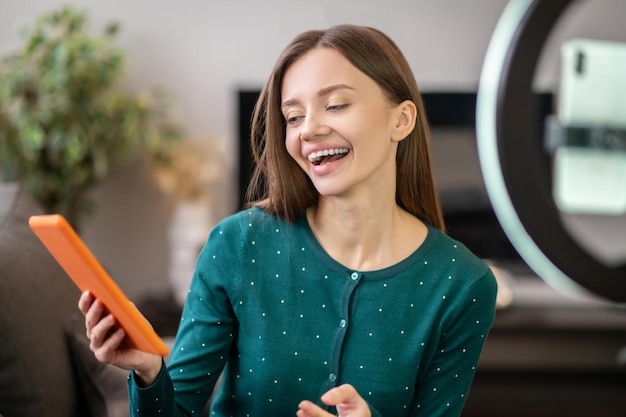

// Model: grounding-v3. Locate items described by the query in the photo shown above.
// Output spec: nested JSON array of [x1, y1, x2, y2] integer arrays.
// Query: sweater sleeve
[[127, 360, 175, 415], [127, 217, 244, 416], [412, 270, 498, 417]]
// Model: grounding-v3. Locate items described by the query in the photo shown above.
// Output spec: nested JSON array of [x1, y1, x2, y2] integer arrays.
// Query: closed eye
[[285, 115, 303, 126], [327, 104, 348, 112]]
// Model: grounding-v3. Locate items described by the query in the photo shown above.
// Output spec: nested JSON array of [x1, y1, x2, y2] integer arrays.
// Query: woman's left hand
[[297, 384, 372, 417]]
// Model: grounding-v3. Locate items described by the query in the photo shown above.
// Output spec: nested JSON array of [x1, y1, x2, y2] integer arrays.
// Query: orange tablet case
[[29, 214, 169, 356]]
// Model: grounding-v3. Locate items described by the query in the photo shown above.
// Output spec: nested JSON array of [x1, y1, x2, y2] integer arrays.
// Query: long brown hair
[[246, 24, 444, 231]]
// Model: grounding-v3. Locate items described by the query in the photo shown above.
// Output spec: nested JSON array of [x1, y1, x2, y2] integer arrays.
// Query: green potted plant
[[0, 6, 181, 230]]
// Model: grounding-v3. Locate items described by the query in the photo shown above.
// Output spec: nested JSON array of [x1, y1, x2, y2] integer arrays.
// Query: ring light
[[476, 0, 626, 302]]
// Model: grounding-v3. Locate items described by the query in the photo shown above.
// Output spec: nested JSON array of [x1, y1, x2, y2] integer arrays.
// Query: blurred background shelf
[[463, 276, 626, 417]]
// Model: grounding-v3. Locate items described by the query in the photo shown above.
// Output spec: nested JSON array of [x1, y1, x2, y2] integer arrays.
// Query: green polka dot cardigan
[[128, 207, 497, 417]]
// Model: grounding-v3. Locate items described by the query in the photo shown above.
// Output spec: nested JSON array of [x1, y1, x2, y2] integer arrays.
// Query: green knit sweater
[[129, 207, 497, 417]]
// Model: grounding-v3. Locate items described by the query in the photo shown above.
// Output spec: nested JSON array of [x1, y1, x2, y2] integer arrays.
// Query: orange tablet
[[29, 214, 169, 356]]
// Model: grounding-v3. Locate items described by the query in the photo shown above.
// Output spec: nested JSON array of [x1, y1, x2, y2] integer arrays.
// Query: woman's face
[[281, 47, 405, 200]]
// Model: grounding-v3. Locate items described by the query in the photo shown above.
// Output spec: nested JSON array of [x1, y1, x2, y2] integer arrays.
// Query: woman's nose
[[299, 112, 331, 141]]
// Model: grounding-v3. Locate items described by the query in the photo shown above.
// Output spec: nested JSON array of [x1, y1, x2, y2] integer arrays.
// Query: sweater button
[[350, 272, 359, 280], [329, 373, 337, 382], [339, 319, 347, 328]]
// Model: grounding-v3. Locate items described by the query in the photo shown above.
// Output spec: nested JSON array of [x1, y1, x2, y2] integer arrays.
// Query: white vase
[[168, 200, 214, 306]]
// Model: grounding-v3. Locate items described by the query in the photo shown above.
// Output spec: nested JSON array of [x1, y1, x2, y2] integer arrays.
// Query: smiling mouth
[[307, 148, 350, 165]]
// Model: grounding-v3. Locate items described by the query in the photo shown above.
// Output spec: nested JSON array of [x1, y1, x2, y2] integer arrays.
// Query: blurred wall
[[1, 0, 625, 299]]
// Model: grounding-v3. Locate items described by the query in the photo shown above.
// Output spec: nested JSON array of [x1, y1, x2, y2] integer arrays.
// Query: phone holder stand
[[544, 115, 626, 216], [544, 115, 626, 153]]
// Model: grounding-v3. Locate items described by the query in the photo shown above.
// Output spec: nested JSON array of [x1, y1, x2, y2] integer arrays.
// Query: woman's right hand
[[78, 290, 163, 386]]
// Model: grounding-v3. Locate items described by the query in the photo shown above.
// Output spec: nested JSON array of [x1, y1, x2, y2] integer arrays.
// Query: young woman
[[80, 24, 497, 417]]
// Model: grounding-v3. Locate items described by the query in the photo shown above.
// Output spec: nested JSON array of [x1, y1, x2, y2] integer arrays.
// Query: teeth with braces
[[307, 148, 349, 163]]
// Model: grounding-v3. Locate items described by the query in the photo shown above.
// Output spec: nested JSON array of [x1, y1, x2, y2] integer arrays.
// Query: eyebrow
[[281, 84, 355, 109]]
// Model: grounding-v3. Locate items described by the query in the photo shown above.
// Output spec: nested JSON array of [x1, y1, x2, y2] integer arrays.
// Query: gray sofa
[[0, 184, 129, 417]]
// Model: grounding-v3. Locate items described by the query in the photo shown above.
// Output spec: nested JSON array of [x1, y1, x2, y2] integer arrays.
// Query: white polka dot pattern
[[128, 208, 498, 417]]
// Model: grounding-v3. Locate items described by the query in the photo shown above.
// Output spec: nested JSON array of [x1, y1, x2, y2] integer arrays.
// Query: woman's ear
[[391, 100, 417, 142]]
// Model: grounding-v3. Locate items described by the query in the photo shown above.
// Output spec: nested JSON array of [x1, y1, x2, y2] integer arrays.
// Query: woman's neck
[[306, 198, 428, 271]]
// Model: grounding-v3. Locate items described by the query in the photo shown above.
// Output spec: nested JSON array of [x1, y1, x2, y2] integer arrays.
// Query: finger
[[297, 400, 334, 417], [78, 290, 94, 314], [84, 298, 106, 339], [89, 313, 116, 349], [321, 384, 359, 406], [321, 384, 370, 417], [93, 327, 126, 364]]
